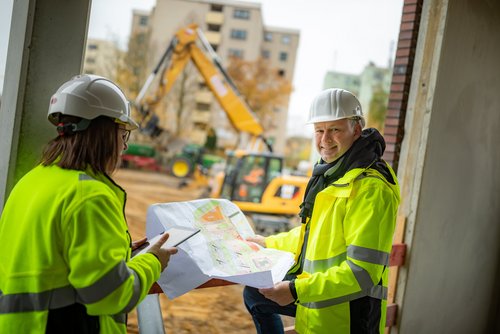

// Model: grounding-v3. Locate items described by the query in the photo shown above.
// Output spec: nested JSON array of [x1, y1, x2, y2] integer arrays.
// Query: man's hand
[[147, 233, 178, 271], [259, 281, 295, 306], [246, 235, 266, 247]]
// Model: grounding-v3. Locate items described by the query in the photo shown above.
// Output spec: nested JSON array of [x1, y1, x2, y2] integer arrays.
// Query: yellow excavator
[[135, 24, 308, 232]]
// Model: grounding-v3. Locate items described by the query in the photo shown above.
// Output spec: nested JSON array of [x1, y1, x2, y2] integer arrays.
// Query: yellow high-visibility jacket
[[0, 164, 161, 333], [266, 165, 400, 334]]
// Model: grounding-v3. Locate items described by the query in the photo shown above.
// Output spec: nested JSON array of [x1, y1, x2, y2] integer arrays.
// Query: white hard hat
[[307, 88, 365, 128], [48, 74, 138, 130]]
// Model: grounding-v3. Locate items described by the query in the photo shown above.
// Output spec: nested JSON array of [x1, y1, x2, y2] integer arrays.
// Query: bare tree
[[366, 85, 389, 133], [227, 56, 292, 131]]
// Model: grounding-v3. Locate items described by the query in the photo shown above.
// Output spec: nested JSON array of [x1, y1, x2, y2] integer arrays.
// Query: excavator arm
[[135, 24, 271, 151]]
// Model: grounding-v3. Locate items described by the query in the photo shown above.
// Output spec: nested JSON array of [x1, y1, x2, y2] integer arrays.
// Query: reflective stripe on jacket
[[266, 165, 400, 334], [0, 164, 161, 333]]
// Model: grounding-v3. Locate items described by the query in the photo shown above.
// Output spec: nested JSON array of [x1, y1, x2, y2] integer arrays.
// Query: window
[[194, 122, 208, 130], [374, 71, 384, 81], [208, 24, 221, 32], [228, 49, 244, 58], [231, 29, 247, 40], [88, 44, 98, 50], [264, 32, 273, 42], [139, 16, 148, 26], [210, 44, 219, 52], [282, 35, 291, 45], [211, 4, 223, 12], [86, 57, 96, 64], [261, 50, 270, 59], [267, 157, 282, 183], [278, 69, 286, 77], [279, 52, 288, 62], [234, 9, 250, 19], [276, 184, 300, 200], [235, 156, 269, 202], [196, 102, 210, 111]]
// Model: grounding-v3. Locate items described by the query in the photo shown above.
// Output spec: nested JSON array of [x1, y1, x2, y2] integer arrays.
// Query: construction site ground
[[115, 168, 294, 333]]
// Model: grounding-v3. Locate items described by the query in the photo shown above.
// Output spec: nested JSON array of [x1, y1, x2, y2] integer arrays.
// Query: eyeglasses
[[119, 127, 131, 143]]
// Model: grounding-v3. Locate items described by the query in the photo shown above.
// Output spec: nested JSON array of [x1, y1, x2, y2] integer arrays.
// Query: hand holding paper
[[147, 233, 178, 271], [131, 237, 148, 251], [146, 199, 295, 299], [259, 281, 295, 306], [246, 235, 266, 247], [133, 226, 199, 271]]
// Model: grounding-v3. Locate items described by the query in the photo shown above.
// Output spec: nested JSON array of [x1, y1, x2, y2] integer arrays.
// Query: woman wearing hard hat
[[244, 88, 400, 334], [0, 75, 177, 333]]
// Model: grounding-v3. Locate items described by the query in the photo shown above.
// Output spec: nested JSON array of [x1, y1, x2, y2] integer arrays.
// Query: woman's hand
[[147, 233, 178, 271], [131, 237, 148, 251]]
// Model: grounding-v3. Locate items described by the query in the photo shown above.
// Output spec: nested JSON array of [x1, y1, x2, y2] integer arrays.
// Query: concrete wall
[[0, 0, 91, 210], [397, 0, 500, 332]]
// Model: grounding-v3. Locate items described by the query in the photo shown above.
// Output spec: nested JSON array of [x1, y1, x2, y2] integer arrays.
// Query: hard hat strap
[[56, 119, 91, 136]]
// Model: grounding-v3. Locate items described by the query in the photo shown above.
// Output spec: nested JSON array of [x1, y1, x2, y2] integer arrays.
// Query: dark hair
[[40, 116, 120, 174]]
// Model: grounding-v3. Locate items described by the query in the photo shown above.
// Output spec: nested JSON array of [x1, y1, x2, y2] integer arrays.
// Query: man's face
[[314, 119, 361, 163]]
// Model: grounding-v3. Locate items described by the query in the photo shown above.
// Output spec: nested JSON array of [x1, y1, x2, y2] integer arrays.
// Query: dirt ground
[[114, 168, 293, 334]]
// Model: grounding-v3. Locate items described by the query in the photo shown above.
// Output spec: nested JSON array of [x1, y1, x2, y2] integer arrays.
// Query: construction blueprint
[[145, 199, 295, 299]]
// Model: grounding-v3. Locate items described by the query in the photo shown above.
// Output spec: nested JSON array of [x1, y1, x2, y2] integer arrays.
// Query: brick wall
[[383, 1, 423, 331], [383, 0, 423, 171]]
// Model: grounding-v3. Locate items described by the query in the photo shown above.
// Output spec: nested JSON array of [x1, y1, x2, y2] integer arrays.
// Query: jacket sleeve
[[62, 185, 161, 316], [294, 181, 398, 303], [265, 225, 302, 253]]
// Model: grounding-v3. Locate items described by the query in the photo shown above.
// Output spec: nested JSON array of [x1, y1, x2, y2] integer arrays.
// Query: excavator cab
[[212, 150, 305, 220], [221, 152, 282, 203]]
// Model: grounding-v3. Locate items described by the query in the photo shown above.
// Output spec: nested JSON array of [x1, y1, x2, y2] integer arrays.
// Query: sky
[[1, 0, 404, 137], [0, 0, 13, 95]]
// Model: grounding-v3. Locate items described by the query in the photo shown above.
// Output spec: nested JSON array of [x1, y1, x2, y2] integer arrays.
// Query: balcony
[[204, 31, 221, 46], [191, 129, 207, 145], [192, 110, 211, 124], [195, 90, 213, 104], [205, 12, 224, 25]]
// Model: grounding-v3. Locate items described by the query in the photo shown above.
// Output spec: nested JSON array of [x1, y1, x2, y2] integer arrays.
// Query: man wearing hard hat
[[244, 88, 401, 333]]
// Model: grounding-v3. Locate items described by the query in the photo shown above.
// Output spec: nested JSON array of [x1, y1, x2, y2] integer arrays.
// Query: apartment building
[[323, 71, 361, 97], [130, 0, 299, 153], [83, 38, 123, 80], [323, 62, 392, 130], [128, 9, 151, 94]]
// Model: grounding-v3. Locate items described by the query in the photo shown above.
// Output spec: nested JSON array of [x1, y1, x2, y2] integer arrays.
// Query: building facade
[[128, 9, 151, 95], [83, 38, 124, 80], [131, 0, 299, 153], [323, 71, 361, 96], [323, 62, 392, 131]]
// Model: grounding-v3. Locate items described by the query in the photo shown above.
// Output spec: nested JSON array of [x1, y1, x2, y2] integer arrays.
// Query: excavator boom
[[136, 24, 269, 149]]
